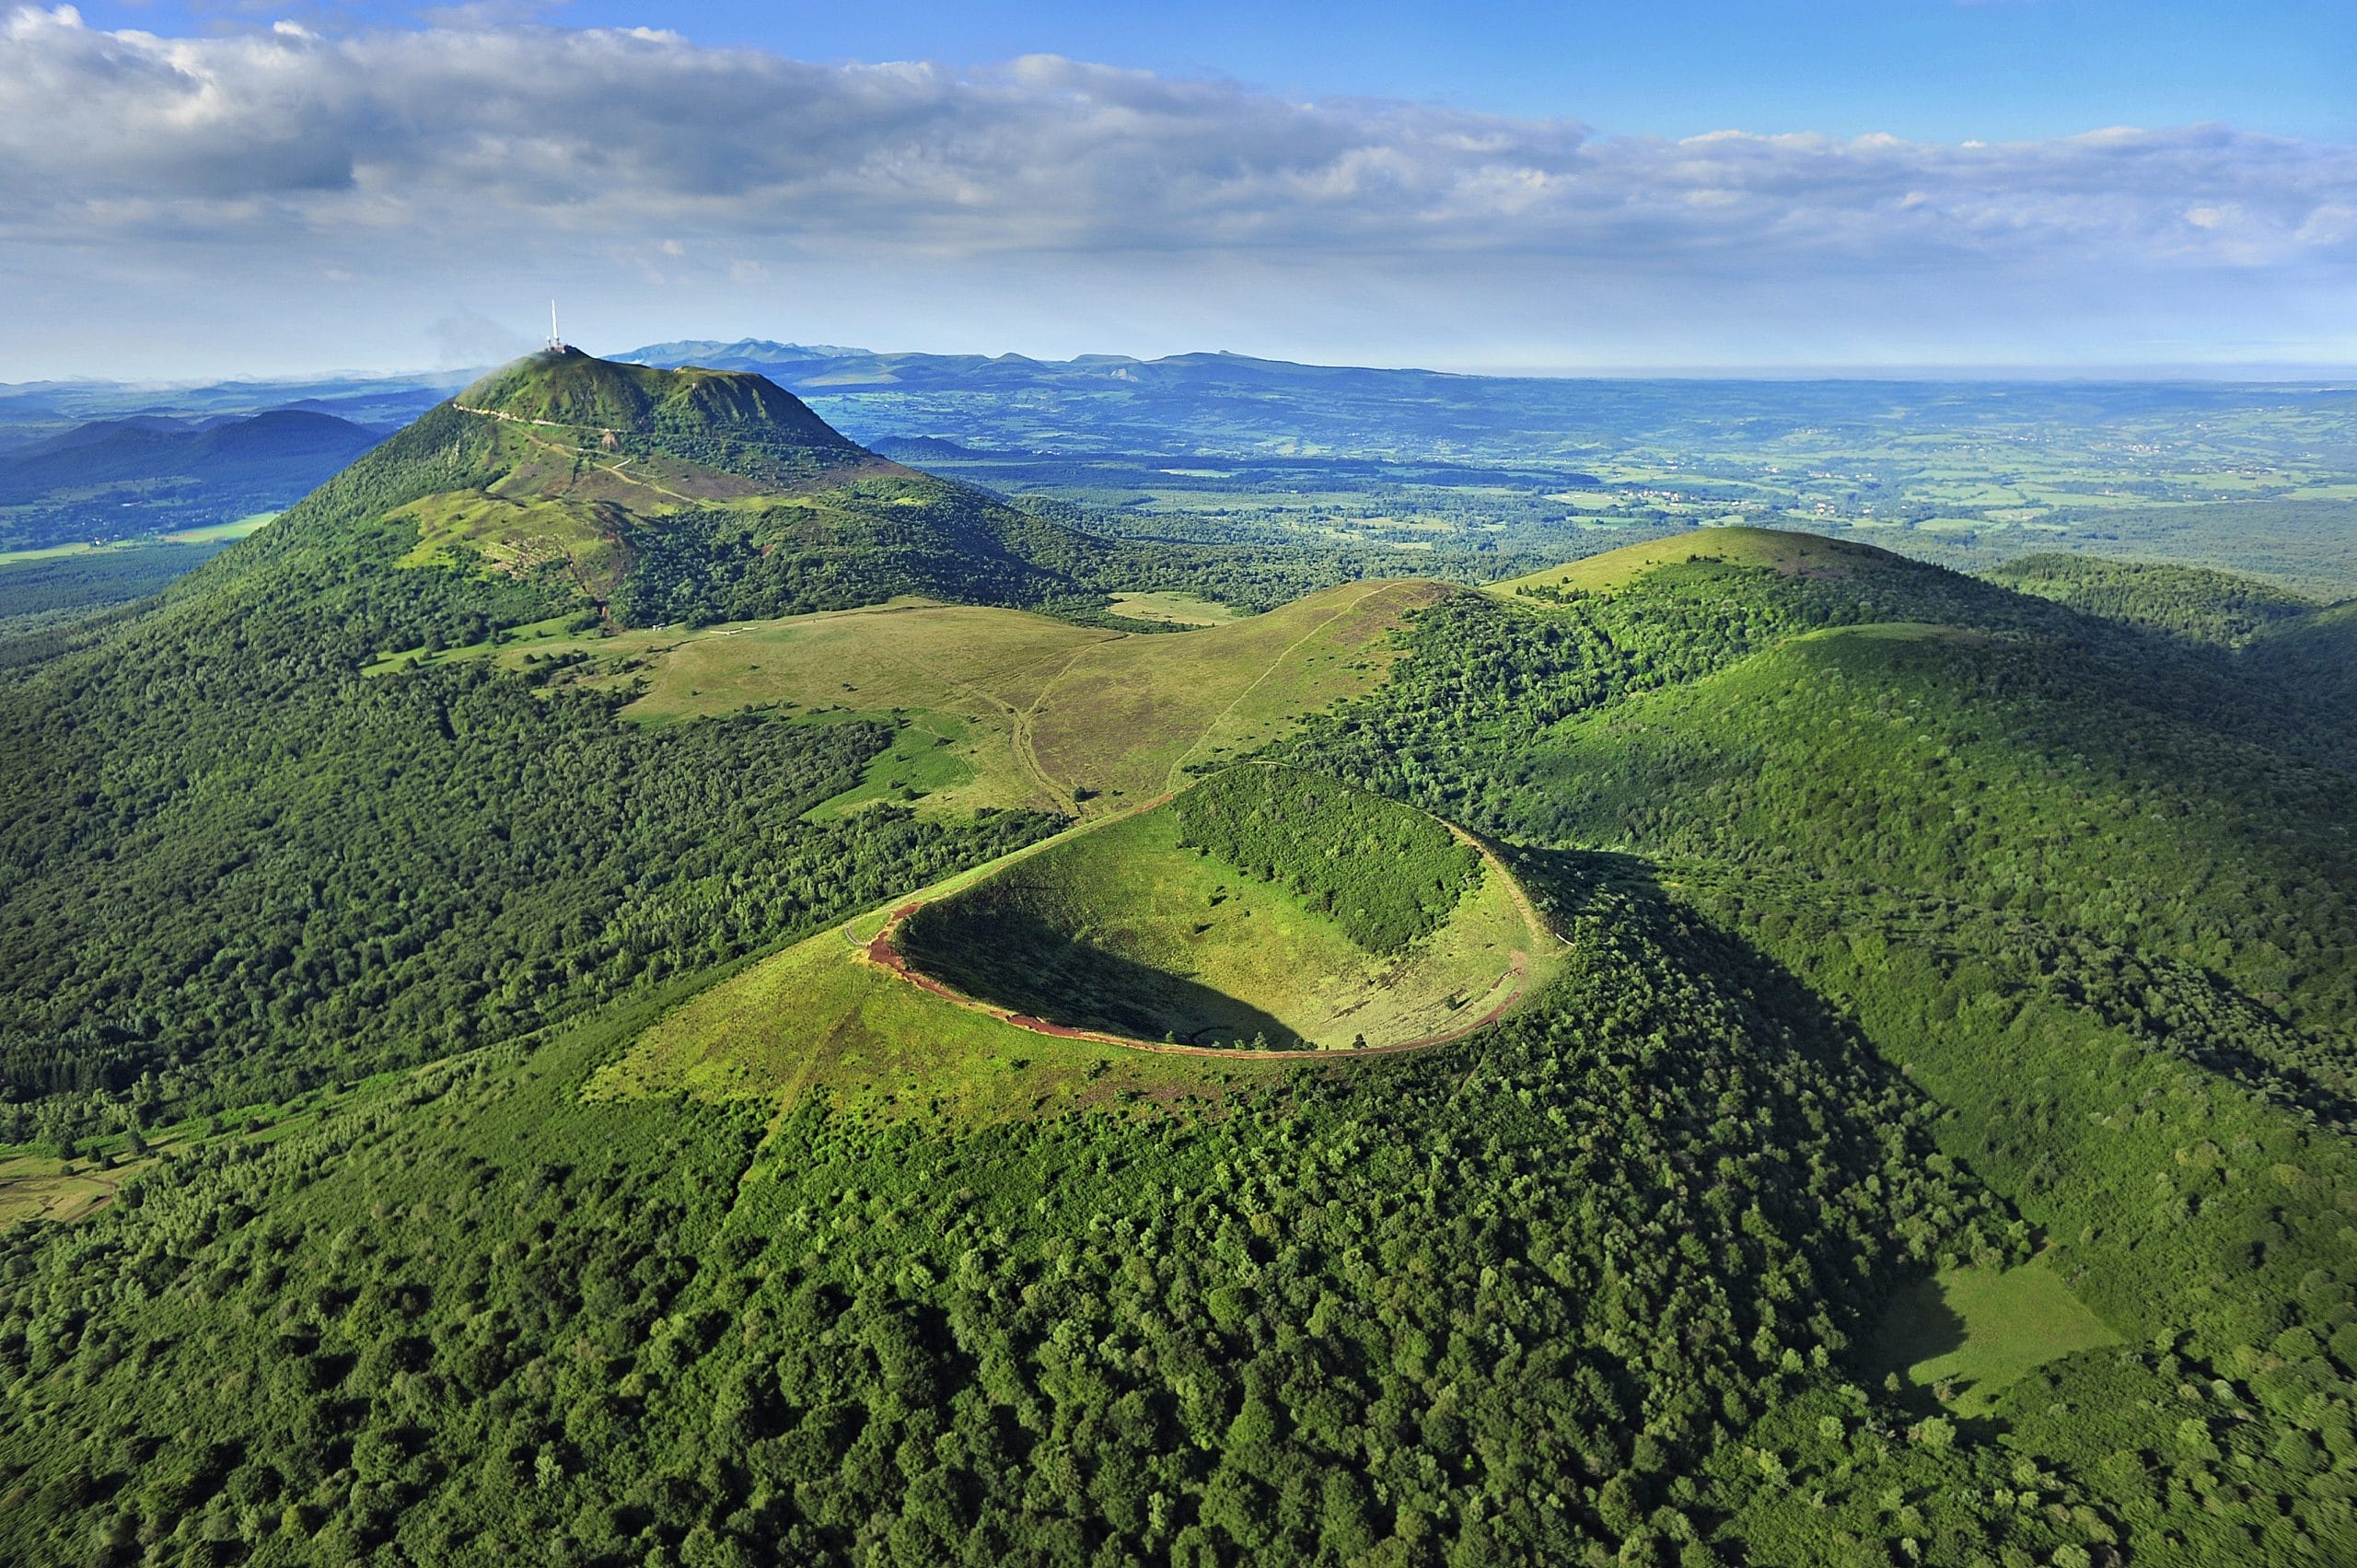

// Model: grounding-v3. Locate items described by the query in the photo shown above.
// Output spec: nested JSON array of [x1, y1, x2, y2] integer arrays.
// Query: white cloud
[[0, 6, 2352, 375], [4, 6, 2347, 266]]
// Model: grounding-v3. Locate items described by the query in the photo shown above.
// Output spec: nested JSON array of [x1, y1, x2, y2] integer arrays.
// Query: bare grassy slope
[[419, 577, 1452, 816], [1027, 577, 1451, 804], [1490, 525, 1899, 597]]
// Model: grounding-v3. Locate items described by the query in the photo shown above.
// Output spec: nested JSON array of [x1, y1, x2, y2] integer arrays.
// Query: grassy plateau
[[380, 577, 1448, 818]]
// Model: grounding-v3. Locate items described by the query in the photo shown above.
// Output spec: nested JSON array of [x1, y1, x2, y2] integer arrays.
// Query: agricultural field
[[0, 543, 223, 637], [790, 374, 2357, 597], [157, 511, 280, 546], [0, 510, 275, 565], [0, 513, 280, 635]]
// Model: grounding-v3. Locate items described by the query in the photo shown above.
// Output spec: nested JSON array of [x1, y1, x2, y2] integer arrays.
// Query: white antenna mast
[[547, 299, 563, 352]]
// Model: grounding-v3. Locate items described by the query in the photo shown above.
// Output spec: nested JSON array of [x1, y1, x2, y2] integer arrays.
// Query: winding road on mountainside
[[454, 401, 702, 505]]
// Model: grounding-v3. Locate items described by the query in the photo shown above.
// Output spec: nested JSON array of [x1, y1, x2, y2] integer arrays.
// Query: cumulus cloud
[[5, 6, 2350, 266], [2, 5, 2353, 375]]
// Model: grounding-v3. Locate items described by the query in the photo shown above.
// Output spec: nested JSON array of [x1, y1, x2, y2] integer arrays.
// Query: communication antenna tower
[[547, 300, 564, 353]]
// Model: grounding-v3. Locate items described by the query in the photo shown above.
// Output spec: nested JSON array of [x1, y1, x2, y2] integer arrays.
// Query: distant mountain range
[[618, 337, 2357, 407], [618, 337, 1482, 397], [10, 342, 2357, 598], [0, 408, 383, 551], [0, 410, 379, 505]]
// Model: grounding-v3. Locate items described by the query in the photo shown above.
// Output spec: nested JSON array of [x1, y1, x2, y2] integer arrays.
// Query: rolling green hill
[[0, 354, 1444, 1111], [257, 346, 1140, 633], [373, 578, 1449, 819], [0, 350, 1295, 1116], [1988, 552, 2326, 646], [1, 499, 2352, 1568], [1280, 528, 2357, 1563], [457, 350, 865, 460], [2253, 598, 2357, 713], [1, 822, 2034, 1568], [1487, 525, 1881, 597]]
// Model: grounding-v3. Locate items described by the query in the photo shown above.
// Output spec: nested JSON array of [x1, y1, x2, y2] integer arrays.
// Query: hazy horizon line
[[8, 344, 2357, 395]]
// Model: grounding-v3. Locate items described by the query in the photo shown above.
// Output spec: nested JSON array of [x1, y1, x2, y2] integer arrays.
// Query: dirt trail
[[1446, 821, 1572, 952], [454, 403, 699, 506], [453, 402, 582, 431], [1157, 579, 1409, 794], [1011, 642, 1107, 814], [1004, 577, 1421, 817]]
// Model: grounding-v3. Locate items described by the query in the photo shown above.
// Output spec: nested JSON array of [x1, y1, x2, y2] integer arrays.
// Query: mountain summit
[[193, 348, 1130, 642], [456, 347, 860, 460]]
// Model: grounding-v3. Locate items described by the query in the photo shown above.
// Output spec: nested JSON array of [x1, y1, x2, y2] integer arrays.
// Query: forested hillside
[[0, 361, 1101, 1132], [0, 842, 2055, 1568], [1987, 554, 2326, 646], [0, 353, 1433, 1132], [0, 495, 2351, 1567], [1280, 531, 2357, 1562], [1171, 766, 1482, 953]]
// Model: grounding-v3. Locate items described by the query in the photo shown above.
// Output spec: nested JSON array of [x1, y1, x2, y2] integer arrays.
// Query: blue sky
[[9, 2, 2356, 377], [74, 0, 2355, 142], [558, 0, 2357, 143]]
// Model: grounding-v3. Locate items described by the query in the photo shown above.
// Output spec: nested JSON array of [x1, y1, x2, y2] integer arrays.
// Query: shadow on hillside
[[1859, 1275, 1973, 1416], [900, 906, 1303, 1050], [1504, 841, 2028, 1437], [1512, 845, 1661, 911]]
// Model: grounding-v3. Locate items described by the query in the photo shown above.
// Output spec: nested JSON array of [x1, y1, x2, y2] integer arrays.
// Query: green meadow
[[1870, 1255, 2123, 1418]]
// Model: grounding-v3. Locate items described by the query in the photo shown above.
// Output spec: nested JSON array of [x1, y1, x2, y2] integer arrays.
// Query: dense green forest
[[0, 849, 2060, 1568], [1278, 539, 2357, 1563], [1, 352, 2351, 1566], [0, 355, 1471, 1133], [0, 544, 231, 634], [1172, 766, 1481, 953], [1987, 554, 2327, 646], [0, 401, 1063, 1130]]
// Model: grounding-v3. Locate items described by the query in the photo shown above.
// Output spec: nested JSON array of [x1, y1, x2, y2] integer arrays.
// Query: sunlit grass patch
[[1867, 1254, 2122, 1418]]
